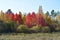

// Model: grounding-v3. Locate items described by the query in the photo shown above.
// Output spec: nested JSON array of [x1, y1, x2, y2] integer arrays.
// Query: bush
[[55, 27, 59, 31], [49, 24, 60, 33], [0, 23, 6, 33], [0, 20, 7, 33], [54, 25, 60, 32], [30, 25, 42, 33], [16, 25, 29, 33], [5, 21, 16, 33], [42, 26, 50, 33]]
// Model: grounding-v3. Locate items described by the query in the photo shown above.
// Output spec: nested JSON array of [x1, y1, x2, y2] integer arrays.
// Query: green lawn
[[0, 33, 60, 40]]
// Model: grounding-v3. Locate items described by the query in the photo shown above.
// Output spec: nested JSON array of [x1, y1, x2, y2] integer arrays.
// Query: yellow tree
[[56, 15, 60, 21], [0, 10, 4, 21], [4, 13, 10, 23], [22, 13, 26, 24], [43, 12, 52, 25]]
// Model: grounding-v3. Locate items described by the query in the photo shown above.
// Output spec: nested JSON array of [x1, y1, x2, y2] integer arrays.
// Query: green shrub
[[42, 26, 50, 33], [16, 25, 29, 33], [5, 21, 16, 33], [0, 20, 7, 33]]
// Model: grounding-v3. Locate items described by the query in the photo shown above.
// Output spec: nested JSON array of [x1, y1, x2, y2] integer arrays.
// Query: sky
[[0, 0, 60, 14]]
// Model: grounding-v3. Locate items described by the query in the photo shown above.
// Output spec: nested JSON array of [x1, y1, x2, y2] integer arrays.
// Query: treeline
[[0, 9, 60, 33]]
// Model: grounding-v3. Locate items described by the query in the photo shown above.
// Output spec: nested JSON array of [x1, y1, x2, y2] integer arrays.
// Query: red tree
[[31, 12, 37, 26], [25, 13, 32, 28], [18, 13, 23, 24], [9, 13, 14, 21], [37, 14, 48, 26], [14, 13, 18, 22]]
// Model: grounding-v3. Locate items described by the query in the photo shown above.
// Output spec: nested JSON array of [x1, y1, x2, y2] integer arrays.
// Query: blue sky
[[0, 0, 60, 14]]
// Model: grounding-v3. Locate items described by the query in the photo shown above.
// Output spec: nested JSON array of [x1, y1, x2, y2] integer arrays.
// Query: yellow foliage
[[56, 15, 60, 21], [22, 15, 26, 22], [43, 14, 52, 24], [4, 14, 10, 22], [0, 11, 4, 21], [30, 25, 41, 32], [17, 25, 29, 32]]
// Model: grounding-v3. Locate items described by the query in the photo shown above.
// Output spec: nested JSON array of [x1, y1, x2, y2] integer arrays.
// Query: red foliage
[[8, 11, 49, 27], [25, 12, 38, 28], [14, 13, 23, 24], [14, 13, 18, 21], [18, 14, 23, 24], [25, 13, 32, 28], [9, 13, 14, 21], [31, 12, 37, 26], [37, 14, 48, 26]]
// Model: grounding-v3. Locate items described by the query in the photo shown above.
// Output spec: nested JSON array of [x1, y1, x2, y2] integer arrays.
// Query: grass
[[0, 33, 60, 40]]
